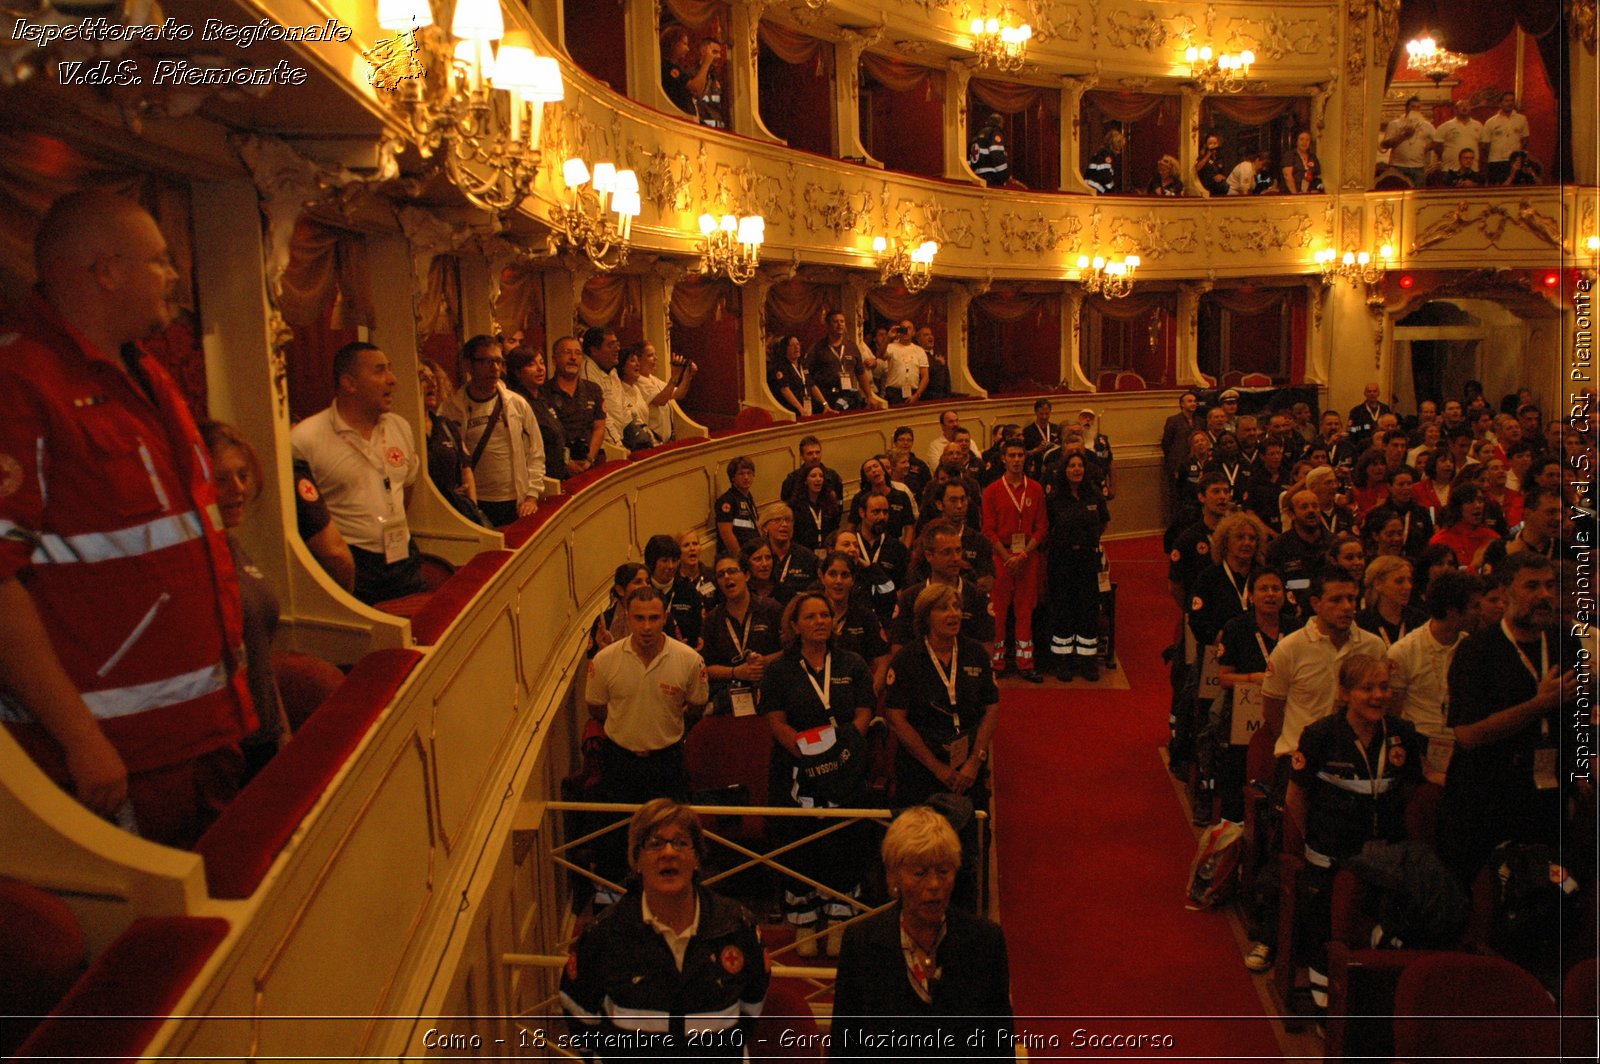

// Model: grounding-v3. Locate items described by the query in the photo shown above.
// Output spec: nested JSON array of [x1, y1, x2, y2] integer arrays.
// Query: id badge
[[1097, 551, 1112, 593], [1534, 747, 1558, 790], [945, 733, 971, 768], [839, 374, 852, 392], [730, 687, 757, 717], [381, 519, 408, 565], [1011, 532, 1026, 554], [874, 580, 896, 596]]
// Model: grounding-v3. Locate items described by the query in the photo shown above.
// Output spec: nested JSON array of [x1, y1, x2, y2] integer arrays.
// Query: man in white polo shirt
[[1433, 97, 1483, 175], [882, 320, 928, 405], [586, 585, 710, 804], [1261, 567, 1385, 761], [1387, 569, 1482, 784], [291, 341, 423, 605]]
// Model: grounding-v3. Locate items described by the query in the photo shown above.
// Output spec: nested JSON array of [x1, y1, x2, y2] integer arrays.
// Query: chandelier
[[873, 236, 938, 293], [698, 214, 765, 284], [1184, 45, 1256, 94], [1405, 34, 1468, 85], [1315, 246, 1393, 306], [969, 14, 1032, 73], [1075, 253, 1140, 299], [372, 0, 563, 213], [555, 159, 641, 271]]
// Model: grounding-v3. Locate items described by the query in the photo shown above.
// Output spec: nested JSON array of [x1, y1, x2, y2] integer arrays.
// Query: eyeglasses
[[473, 356, 505, 366], [642, 835, 694, 853]]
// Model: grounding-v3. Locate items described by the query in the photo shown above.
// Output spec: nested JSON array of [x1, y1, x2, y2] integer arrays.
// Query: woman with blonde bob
[[560, 799, 769, 1058], [1355, 555, 1426, 646], [832, 806, 1013, 1056], [884, 584, 1001, 807]]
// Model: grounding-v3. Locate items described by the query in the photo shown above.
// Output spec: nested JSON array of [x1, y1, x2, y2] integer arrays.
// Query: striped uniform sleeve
[[0, 365, 47, 583]]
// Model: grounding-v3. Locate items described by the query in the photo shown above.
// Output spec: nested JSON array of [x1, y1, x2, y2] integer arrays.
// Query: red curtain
[[758, 24, 834, 156], [577, 274, 644, 345], [564, 0, 628, 95], [764, 279, 838, 351], [967, 291, 1062, 393], [284, 301, 359, 423], [1391, 0, 1567, 180], [670, 278, 742, 426], [1082, 92, 1179, 194], [495, 264, 546, 356], [1084, 293, 1177, 387], [860, 56, 945, 178], [969, 79, 1060, 189]]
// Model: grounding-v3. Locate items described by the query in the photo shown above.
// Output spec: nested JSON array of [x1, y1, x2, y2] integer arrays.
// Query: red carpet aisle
[[990, 536, 1284, 1058]]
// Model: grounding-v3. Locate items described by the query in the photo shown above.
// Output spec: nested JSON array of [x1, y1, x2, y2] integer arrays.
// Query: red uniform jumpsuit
[[981, 475, 1047, 672]]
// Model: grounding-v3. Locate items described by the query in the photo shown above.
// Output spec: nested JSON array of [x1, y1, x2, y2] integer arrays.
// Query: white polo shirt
[[1261, 619, 1386, 757], [1384, 114, 1436, 169], [586, 635, 709, 753], [1434, 116, 1483, 170], [291, 404, 419, 553], [1482, 111, 1529, 163], [1387, 622, 1463, 772]]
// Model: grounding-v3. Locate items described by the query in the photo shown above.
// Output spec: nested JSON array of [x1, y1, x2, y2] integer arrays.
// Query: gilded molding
[[1374, 201, 1396, 247], [1340, 205, 1363, 251], [1411, 200, 1566, 254], [999, 211, 1083, 255], [1212, 212, 1318, 254], [1573, 0, 1598, 52]]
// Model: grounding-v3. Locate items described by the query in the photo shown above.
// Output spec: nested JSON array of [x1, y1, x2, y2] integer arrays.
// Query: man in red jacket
[[0, 191, 254, 847]]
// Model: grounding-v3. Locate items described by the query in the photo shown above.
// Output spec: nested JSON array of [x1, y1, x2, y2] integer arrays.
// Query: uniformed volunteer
[[888, 521, 996, 653], [817, 550, 891, 695], [759, 592, 875, 954], [885, 584, 1001, 809], [560, 799, 769, 1059], [1046, 452, 1110, 681], [856, 492, 912, 628], [700, 553, 783, 717], [714, 455, 760, 555]]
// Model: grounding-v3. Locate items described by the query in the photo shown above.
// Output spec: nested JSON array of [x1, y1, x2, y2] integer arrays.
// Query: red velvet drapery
[[969, 79, 1061, 189], [967, 290, 1062, 393], [757, 22, 834, 156], [859, 55, 945, 178], [1198, 286, 1307, 385], [564, 0, 628, 96], [669, 278, 741, 426]]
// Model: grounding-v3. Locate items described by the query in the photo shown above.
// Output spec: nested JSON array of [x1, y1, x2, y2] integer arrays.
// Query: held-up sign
[[1230, 682, 1265, 746], [1198, 645, 1224, 709]]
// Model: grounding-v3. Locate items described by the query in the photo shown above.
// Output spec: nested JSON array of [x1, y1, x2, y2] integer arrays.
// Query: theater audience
[[787, 460, 843, 554], [1388, 569, 1482, 784], [1282, 130, 1323, 193], [506, 346, 568, 481]]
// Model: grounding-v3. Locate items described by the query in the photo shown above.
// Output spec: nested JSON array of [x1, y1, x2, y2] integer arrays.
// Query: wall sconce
[[1582, 235, 1600, 282], [371, 0, 564, 212], [698, 214, 764, 284], [970, 15, 1032, 74], [873, 236, 938, 292], [555, 159, 640, 271], [1405, 33, 1468, 85], [1315, 246, 1393, 306], [1184, 45, 1255, 94], [1075, 253, 1140, 299]]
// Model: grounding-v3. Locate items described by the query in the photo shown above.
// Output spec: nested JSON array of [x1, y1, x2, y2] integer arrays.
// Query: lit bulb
[[919, 240, 938, 257], [1342, 252, 1356, 266], [1379, 244, 1394, 260], [1357, 252, 1371, 266], [563, 158, 590, 189], [592, 162, 616, 193], [613, 170, 639, 196], [1186, 46, 1199, 62], [872, 236, 888, 253], [985, 18, 999, 34], [1199, 46, 1213, 61], [1092, 256, 1106, 270], [1125, 255, 1140, 269], [377, 0, 433, 31], [1240, 50, 1254, 66], [1018, 25, 1031, 41], [699, 214, 717, 235], [529, 56, 564, 102], [720, 215, 737, 233], [970, 18, 983, 34], [1076, 255, 1089, 270], [451, 0, 504, 42]]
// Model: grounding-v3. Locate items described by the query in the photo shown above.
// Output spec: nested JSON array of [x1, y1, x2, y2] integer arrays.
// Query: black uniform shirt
[[889, 578, 995, 648], [715, 488, 760, 547], [1293, 713, 1423, 863], [885, 637, 999, 750]]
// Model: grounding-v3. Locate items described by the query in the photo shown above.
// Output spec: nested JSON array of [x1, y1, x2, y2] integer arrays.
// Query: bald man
[[0, 191, 254, 847]]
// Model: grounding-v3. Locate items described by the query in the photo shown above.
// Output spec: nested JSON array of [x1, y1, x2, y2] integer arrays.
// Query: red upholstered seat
[[410, 549, 514, 644], [1240, 372, 1273, 387], [270, 650, 345, 732], [0, 879, 87, 1056], [684, 714, 771, 841], [12, 916, 228, 1061], [1392, 953, 1559, 1061], [195, 649, 424, 899], [730, 406, 774, 433], [1113, 371, 1146, 391], [752, 979, 819, 1055], [1563, 957, 1598, 1060]]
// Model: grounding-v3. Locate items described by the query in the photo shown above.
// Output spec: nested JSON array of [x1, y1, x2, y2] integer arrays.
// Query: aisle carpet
[[990, 536, 1283, 1058]]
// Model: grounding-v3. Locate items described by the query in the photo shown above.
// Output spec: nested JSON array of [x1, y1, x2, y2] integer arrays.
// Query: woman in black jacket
[[833, 805, 1013, 1057], [1045, 452, 1110, 681]]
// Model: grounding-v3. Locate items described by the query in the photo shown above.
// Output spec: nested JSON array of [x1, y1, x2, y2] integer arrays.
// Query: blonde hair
[[1363, 555, 1412, 599], [1210, 511, 1270, 567], [912, 582, 962, 637], [881, 805, 961, 880], [758, 502, 794, 530]]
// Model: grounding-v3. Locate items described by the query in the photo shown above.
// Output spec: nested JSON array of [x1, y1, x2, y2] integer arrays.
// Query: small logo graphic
[[0, 453, 23, 498], [296, 477, 320, 503], [720, 945, 745, 975]]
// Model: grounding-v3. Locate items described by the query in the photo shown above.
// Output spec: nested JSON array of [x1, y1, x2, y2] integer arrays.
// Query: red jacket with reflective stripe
[[0, 294, 254, 773]]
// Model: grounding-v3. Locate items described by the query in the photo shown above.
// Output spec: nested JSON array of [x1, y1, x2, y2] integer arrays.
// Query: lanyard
[[807, 504, 824, 532], [1000, 477, 1028, 515], [1221, 462, 1242, 487], [800, 652, 832, 712], [1253, 628, 1277, 666], [1319, 510, 1338, 533], [725, 609, 753, 658], [925, 639, 960, 727], [1401, 510, 1411, 544], [862, 532, 886, 567], [777, 550, 794, 584], [1501, 621, 1549, 683], [1356, 718, 1389, 833], [1225, 565, 1250, 610]]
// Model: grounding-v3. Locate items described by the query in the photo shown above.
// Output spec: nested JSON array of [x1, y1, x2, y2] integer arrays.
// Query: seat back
[[752, 980, 819, 1056], [730, 406, 775, 433], [1112, 371, 1146, 391], [0, 879, 86, 1056], [1240, 372, 1273, 387], [1404, 781, 1443, 847], [270, 650, 345, 731], [1392, 953, 1559, 1061], [684, 714, 772, 839], [1562, 957, 1598, 1060]]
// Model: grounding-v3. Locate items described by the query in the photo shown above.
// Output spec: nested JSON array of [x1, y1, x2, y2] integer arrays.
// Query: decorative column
[[456, 253, 495, 340], [1059, 75, 1097, 194], [1302, 278, 1332, 386], [648, 260, 709, 437], [834, 29, 883, 166], [741, 272, 791, 418], [1061, 287, 1093, 391], [730, 0, 784, 142], [948, 281, 988, 398], [1176, 280, 1213, 387], [623, 0, 670, 113], [944, 60, 981, 184], [1179, 85, 1206, 197]]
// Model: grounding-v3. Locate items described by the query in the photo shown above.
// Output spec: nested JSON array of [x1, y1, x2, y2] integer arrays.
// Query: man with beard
[[1436, 554, 1579, 882], [1266, 490, 1332, 615], [857, 491, 912, 629]]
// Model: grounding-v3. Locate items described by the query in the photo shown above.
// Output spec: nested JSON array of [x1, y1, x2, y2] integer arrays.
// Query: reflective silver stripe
[[1303, 846, 1333, 868], [1314, 770, 1401, 795], [741, 997, 764, 1017], [684, 1004, 742, 1032], [558, 991, 601, 1024], [97, 593, 170, 677], [4, 511, 206, 565], [35, 436, 47, 507], [82, 660, 228, 720], [137, 442, 171, 510], [603, 999, 671, 1032]]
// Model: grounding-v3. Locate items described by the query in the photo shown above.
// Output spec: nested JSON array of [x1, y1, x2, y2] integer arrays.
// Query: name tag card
[[1230, 683, 1265, 745], [1199, 645, 1223, 706]]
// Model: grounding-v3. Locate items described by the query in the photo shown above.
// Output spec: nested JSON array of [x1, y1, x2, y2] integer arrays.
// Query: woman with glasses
[[560, 799, 769, 1058]]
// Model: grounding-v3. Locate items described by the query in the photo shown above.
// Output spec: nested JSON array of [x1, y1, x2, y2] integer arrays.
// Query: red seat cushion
[[0, 879, 87, 1056], [409, 550, 513, 644]]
